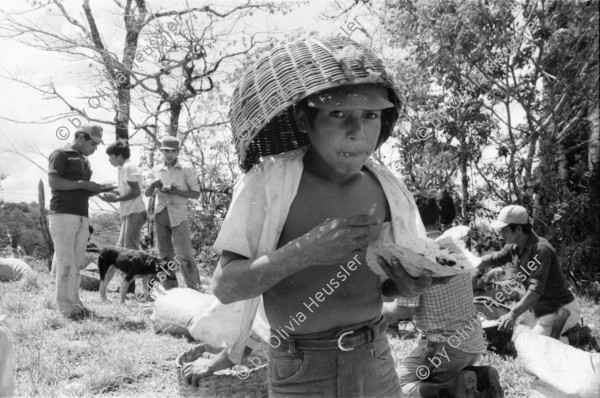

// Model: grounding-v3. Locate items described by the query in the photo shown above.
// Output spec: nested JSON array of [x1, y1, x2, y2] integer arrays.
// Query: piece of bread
[[365, 240, 468, 278]]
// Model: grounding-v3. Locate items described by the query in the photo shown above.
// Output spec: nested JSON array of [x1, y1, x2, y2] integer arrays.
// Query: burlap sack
[[152, 288, 216, 337], [0, 258, 33, 282], [516, 333, 600, 398]]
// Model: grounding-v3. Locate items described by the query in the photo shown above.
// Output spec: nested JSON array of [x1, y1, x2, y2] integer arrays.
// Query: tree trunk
[[146, 132, 157, 248], [38, 179, 53, 271], [588, 104, 599, 173], [460, 145, 469, 225], [169, 102, 182, 136]]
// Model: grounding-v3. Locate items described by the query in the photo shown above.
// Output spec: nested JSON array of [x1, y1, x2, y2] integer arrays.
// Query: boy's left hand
[[378, 256, 432, 298], [100, 193, 119, 202]]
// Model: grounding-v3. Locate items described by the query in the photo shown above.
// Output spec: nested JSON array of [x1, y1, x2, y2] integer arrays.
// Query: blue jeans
[[0, 324, 15, 398], [267, 319, 401, 397], [118, 211, 147, 250], [154, 208, 201, 290], [397, 339, 481, 397], [118, 211, 147, 294], [48, 214, 89, 316]]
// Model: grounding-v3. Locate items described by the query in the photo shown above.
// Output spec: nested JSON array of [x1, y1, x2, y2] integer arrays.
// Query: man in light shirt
[[144, 137, 202, 291], [101, 141, 147, 295]]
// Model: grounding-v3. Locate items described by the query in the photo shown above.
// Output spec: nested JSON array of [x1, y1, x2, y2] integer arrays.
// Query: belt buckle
[[337, 331, 355, 351]]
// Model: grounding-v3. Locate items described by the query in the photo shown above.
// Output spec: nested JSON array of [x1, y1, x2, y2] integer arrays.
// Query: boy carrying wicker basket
[[188, 36, 437, 397]]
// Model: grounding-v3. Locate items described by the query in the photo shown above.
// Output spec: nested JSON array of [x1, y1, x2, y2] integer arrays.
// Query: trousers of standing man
[[48, 214, 89, 317], [154, 208, 201, 290], [0, 321, 15, 398]]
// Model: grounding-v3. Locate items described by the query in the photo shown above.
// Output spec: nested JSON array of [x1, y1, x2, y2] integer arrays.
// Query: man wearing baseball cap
[[476, 205, 581, 338], [48, 124, 106, 319], [145, 136, 202, 291]]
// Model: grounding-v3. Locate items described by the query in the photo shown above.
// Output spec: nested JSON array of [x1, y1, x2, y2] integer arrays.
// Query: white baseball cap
[[491, 205, 529, 229]]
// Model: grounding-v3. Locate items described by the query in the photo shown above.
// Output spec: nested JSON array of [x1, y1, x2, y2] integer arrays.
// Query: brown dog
[[98, 246, 167, 303]]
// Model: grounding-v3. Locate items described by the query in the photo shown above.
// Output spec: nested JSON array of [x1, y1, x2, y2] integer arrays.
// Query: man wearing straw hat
[[145, 136, 202, 291], [208, 37, 441, 397]]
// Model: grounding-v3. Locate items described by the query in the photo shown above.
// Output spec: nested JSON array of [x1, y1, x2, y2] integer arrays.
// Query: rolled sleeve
[[395, 296, 420, 308], [482, 244, 514, 267], [48, 151, 67, 176], [213, 165, 268, 259], [124, 164, 140, 182], [527, 248, 552, 294], [183, 165, 200, 192]]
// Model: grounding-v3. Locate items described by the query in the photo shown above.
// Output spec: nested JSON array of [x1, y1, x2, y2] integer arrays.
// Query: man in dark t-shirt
[[48, 125, 105, 319], [476, 205, 581, 338]]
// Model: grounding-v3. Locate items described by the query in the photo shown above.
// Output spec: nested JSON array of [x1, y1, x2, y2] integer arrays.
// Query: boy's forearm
[[510, 290, 541, 318], [212, 242, 309, 304]]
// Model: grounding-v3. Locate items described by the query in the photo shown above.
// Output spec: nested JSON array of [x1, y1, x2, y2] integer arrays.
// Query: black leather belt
[[271, 316, 387, 355]]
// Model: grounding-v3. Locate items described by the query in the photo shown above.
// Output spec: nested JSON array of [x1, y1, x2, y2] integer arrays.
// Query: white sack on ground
[[152, 288, 216, 337], [189, 298, 248, 349], [515, 332, 600, 398], [0, 258, 34, 282]]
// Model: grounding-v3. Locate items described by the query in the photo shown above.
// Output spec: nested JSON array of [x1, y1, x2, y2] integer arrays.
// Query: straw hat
[[229, 36, 403, 172]]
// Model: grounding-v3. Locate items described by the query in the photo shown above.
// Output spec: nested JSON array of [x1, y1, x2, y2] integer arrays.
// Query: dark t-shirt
[[484, 233, 574, 317], [48, 145, 92, 217]]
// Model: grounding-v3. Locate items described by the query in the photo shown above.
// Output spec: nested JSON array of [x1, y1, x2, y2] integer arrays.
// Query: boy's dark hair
[[415, 195, 440, 227], [106, 142, 131, 159], [74, 131, 93, 141], [507, 223, 532, 234], [297, 92, 398, 148]]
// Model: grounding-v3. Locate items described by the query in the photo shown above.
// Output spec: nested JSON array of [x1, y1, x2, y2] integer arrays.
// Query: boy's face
[[108, 154, 124, 167], [306, 108, 382, 176], [498, 225, 519, 244], [161, 149, 178, 163]]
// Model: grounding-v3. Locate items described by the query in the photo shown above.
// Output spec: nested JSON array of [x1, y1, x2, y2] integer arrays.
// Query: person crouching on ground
[[387, 195, 503, 398], [100, 141, 147, 296], [476, 205, 581, 338], [210, 37, 434, 397], [144, 137, 202, 291]]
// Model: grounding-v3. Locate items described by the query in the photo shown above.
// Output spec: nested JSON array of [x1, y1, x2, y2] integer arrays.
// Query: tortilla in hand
[[366, 241, 467, 279]]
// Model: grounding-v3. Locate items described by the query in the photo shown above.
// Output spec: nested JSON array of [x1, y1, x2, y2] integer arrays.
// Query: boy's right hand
[[297, 214, 380, 267]]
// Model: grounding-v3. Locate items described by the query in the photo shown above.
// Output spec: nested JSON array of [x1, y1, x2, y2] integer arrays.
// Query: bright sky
[[0, 0, 518, 217], [0, 0, 360, 209]]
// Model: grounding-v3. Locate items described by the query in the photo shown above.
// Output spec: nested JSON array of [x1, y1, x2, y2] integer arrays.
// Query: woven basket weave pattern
[[176, 345, 268, 398], [230, 36, 402, 172]]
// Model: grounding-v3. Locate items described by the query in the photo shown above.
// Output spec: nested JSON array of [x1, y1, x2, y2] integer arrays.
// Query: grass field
[[1, 258, 599, 398]]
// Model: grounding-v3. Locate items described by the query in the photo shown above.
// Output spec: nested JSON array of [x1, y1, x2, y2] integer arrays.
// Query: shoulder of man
[[533, 237, 556, 258], [175, 160, 196, 171], [256, 146, 307, 167]]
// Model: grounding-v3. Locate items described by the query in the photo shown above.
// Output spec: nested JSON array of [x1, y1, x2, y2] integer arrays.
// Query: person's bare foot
[[182, 348, 234, 385]]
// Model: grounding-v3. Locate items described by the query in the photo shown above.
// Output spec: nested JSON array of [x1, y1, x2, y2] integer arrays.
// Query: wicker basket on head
[[176, 344, 268, 398], [229, 36, 403, 172]]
